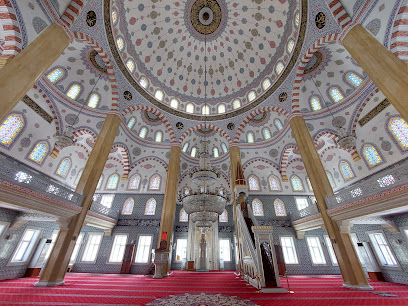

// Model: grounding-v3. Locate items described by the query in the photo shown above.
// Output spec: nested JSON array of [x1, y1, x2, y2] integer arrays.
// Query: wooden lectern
[[120, 244, 136, 274]]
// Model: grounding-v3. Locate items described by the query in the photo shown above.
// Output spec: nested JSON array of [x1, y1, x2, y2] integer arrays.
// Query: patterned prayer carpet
[[0, 271, 407, 305]]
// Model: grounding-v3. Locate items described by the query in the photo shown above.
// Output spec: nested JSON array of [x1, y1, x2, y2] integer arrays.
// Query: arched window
[[122, 198, 134, 215], [326, 171, 335, 188], [0, 113, 24, 146], [389, 117, 408, 149], [291, 175, 303, 191], [116, 37, 124, 50], [218, 104, 226, 113], [154, 90, 164, 101], [182, 142, 189, 153], [233, 99, 241, 109], [67, 84, 81, 100], [127, 117, 136, 129], [306, 177, 313, 191], [262, 78, 271, 90], [186, 103, 194, 113], [310, 96, 321, 111], [191, 147, 197, 157], [56, 158, 71, 178], [106, 174, 119, 189], [287, 39, 295, 53], [202, 105, 210, 115], [247, 132, 254, 143], [274, 119, 283, 131], [263, 128, 271, 140], [213, 147, 219, 158], [363, 145, 383, 166], [75, 169, 83, 186], [149, 174, 161, 190], [96, 175, 103, 190], [276, 62, 284, 74], [47, 68, 64, 83], [268, 175, 281, 191], [219, 209, 228, 222], [111, 10, 117, 24], [221, 143, 228, 154], [340, 161, 354, 180], [28, 141, 49, 164], [170, 98, 179, 109], [88, 93, 99, 108], [295, 12, 300, 27], [126, 59, 135, 72], [329, 87, 343, 103], [144, 198, 156, 215], [155, 131, 163, 142], [128, 174, 141, 190], [179, 208, 188, 222], [139, 127, 147, 138], [252, 198, 264, 216], [248, 175, 260, 191], [248, 91, 256, 102], [274, 199, 287, 216], [139, 77, 148, 88], [346, 73, 362, 87]]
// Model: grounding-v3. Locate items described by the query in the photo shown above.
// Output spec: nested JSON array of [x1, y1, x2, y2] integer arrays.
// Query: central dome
[[108, 0, 302, 118]]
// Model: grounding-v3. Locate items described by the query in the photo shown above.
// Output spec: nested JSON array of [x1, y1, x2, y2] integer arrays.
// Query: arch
[[145, 198, 156, 215], [326, 0, 352, 30], [326, 171, 336, 188], [74, 169, 83, 186], [122, 104, 176, 143], [262, 127, 271, 140], [27, 141, 49, 165], [179, 208, 188, 222], [233, 106, 289, 143], [0, 0, 23, 57], [242, 157, 280, 174], [155, 131, 163, 142], [106, 173, 119, 190], [72, 127, 98, 142], [219, 209, 228, 222], [306, 177, 313, 191], [290, 175, 304, 191], [122, 197, 134, 215], [247, 132, 254, 143], [390, 0, 408, 62], [73, 32, 119, 113], [61, 0, 87, 28], [96, 175, 104, 190], [274, 199, 287, 216], [130, 156, 168, 172], [291, 33, 339, 114], [128, 173, 141, 190], [56, 157, 71, 178], [329, 87, 344, 103], [345, 72, 363, 87], [248, 175, 260, 191], [112, 143, 131, 179], [279, 144, 298, 181], [252, 198, 264, 216], [268, 175, 281, 191], [66, 84, 81, 100], [149, 174, 161, 190], [179, 123, 232, 144], [127, 117, 136, 129], [361, 143, 384, 167], [0, 112, 24, 147], [339, 160, 355, 181], [387, 116, 408, 150]]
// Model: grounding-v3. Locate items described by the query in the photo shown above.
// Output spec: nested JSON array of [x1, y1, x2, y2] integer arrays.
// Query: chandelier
[[336, 127, 356, 150], [54, 126, 75, 149]]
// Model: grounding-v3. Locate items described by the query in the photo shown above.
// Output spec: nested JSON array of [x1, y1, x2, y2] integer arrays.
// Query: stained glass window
[[56, 158, 71, 178], [88, 94, 99, 108], [126, 60, 135, 72], [127, 117, 136, 129], [389, 117, 408, 149], [116, 37, 124, 51], [248, 175, 260, 191], [186, 103, 194, 113], [275, 119, 283, 131], [295, 12, 300, 27], [122, 198, 134, 215], [263, 128, 271, 140], [67, 84, 81, 100], [111, 10, 117, 24], [221, 143, 228, 154], [248, 91, 256, 102], [346, 73, 362, 87], [149, 174, 161, 190], [139, 127, 147, 138], [191, 147, 197, 157], [29, 141, 49, 164], [170, 99, 179, 109], [0, 114, 24, 145], [75, 169, 83, 186], [233, 99, 241, 109], [287, 39, 295, 53], [268, 175, 281, 191], [276, 62, 284, 74], [274, 199, 287, 216], [218, 104, 226, 113], [329, 88, 343, 103], [155, 90, 164, 101], [219, 210, 228, 222], [262, 78, 271, 90], [96, 176, 103, 190], [202, 105, 210, 115], [180, 208, 188, 222], [306, 177, 313, 191], [310, 96, 321, 111], [326, 171, 335, 188], [47, 68, 63, 83], [182, 142, 189, 152], [213, 147, 219, 158], [363, 145, 382, 166], [128, 174, 141, 190], [139, 77, 148, 88], [106, 174, 119, 189], [155, 131, 162, 142], [144, 198, 156, 215], [291, 175, 303, 191], [252, 199, 264, 216], [340, 161, 354, 180], [247, 132, 254, 143]]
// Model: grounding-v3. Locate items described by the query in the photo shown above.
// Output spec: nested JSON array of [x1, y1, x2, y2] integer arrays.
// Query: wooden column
[[0, 23, 69, 122], [157, 145, 181, 251], [290, 116, 371, 290], [36, 114, 121, 286], [343, 24, 408, 121]]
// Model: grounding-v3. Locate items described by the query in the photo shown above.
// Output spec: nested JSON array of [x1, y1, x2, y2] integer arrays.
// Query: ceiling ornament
[[336, 127, 357, 151]]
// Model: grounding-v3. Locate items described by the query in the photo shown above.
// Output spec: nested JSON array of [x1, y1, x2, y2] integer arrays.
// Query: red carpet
[[0, 272, 407, 305]]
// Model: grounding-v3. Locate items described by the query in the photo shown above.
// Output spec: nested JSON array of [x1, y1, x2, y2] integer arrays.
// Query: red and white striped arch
[[326, 0, 352, 30], [61, 0, 87, 28], [179, 123, 232, 144], [112, 143, 130, 180], [0, 0, 22, 57], [279, 144, 298, 181], [390, 0, 408, 62]]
